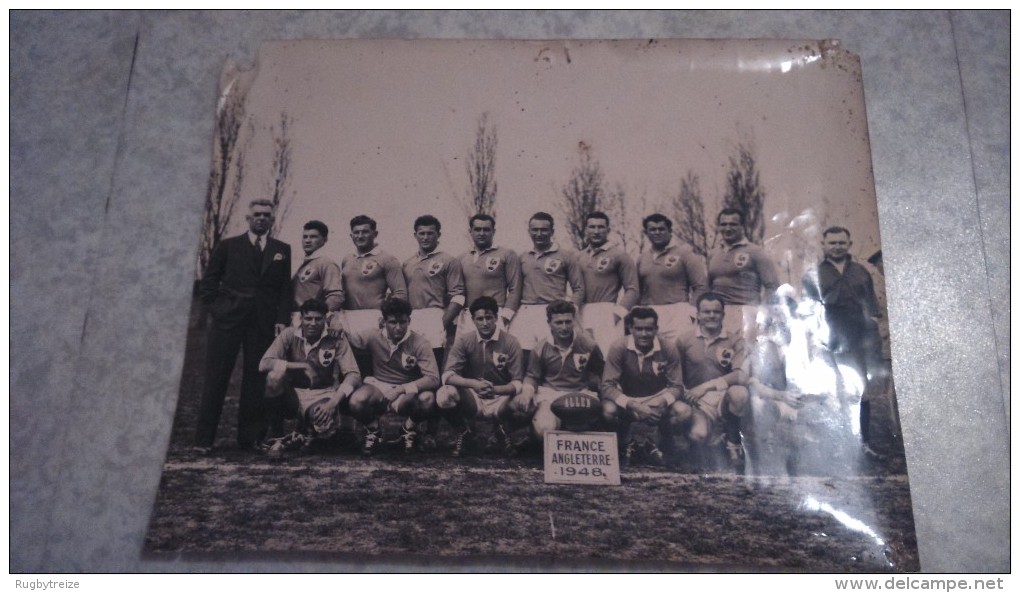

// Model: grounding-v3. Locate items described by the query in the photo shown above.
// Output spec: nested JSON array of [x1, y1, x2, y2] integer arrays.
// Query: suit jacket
[[200, 233, 293, 332]]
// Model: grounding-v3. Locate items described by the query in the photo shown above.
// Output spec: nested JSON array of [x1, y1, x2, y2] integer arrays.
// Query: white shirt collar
[[649, 238, 676, 255], [355, 245, 380, 258], [586, 240, 616, 255], [299, 328, 326, 352], [722, 237, 750, 250], [475, 326, 503, 343], [626, 335, 662, 356], [529, 242, 560, 256], [471, 244, 499, 255], [248, 231, 268, 246], [552, 333, 576, 357], [695, 325, 728, 344], [380, 328, 411, 352]]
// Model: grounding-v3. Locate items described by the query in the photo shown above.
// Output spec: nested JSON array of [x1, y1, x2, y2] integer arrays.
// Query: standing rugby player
[[706, 208, 780, 337], [511, 212, 585, 356], [456, 213, 522, 338], [402, 214, 465, 365], [637, 213, 707, 344], [340, 214, 408, 336], [290, 220, 344, 327], [577, 211, 639, 356]]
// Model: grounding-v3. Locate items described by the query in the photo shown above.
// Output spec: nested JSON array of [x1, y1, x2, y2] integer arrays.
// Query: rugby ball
[[550, 392, 601, 426]]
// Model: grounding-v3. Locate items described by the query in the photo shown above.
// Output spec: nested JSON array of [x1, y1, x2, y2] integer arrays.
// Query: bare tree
[[559, 143, 608, 250], [669, 170, 710, 257], [604, 184, 648, 259], [463, 113, 498, 217], [722, 138, 766, 245], [197, 82, 250, 278], [267, 112, 294, 237]]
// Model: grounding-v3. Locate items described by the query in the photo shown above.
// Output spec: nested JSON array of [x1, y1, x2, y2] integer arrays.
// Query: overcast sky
[[222, 38, 881, 288]]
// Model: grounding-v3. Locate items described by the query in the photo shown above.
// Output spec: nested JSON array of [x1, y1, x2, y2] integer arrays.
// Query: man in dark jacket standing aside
[[802, 225, 883, 459], [194, 199, 292, 452]]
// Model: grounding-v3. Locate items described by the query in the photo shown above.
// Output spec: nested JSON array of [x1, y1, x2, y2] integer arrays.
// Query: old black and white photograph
[[144, 38, 918, 571]]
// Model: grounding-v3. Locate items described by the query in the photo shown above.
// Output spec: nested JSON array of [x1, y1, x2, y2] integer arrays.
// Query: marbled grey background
[[10, 10, 1009, 572]]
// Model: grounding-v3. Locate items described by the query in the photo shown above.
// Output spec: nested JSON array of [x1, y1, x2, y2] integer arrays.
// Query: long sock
[[723, 407, 741, 445]]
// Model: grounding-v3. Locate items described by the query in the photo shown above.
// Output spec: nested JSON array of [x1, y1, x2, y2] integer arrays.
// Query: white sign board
[[543, 431, 621, 486]]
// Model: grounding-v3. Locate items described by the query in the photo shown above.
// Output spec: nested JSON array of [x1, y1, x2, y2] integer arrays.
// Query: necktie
[[254, 236, 264, 267]]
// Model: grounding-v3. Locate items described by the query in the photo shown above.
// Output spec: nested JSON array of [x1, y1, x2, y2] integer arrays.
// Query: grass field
[[144, 299, 918, 571]]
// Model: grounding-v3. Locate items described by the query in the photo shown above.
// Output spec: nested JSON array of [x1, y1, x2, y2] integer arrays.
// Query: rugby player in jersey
[[339, 214, 408, 337], [345, 297, 440, 455], [455, 213, 522, 339], [290, 220, 344, 328], [511, 212, 585, 359], [437, 296, 525, 457], [601, 306, 693, 467], [706, 208, 780, 338], [675, 292, 752, 471], [402, 214, 466, 449], [637, 213, 707, 344], [258, 298, 361, 457], [516, 300, 604, 445], [402, 214, 465, 366], [577, 211, 639, 356], [743, 294, 824, 475]]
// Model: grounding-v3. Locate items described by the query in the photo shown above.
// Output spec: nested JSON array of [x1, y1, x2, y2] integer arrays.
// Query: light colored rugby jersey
[[578, 242, 639, 309], [601, 335, 684, 405], [341, 247, 408, 310], [349, 328, 440, 392], [443, 327, 524, 388], [675, 326, 747, 388], [706, 238, 779, 305], [525, 331, 604, 392], [402, 249, 466, 310], [458, 245, 522, 317], [637, 240, 707, 305], [519, 243, 585, 306], [260, 326, 359, 389], [292, 253, 344, 311]]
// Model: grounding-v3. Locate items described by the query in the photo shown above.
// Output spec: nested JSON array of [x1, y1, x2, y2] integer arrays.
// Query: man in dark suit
[[194, 199, 292, 452]]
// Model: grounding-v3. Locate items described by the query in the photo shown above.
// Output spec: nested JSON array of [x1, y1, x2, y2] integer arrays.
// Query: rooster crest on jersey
[[426, 260, 443, 276], [485, 257, 500, 272], [716, 348, 734, 369], [595, 256, 611, 272], [361, 260, 378, 275], [318, 348, 336, 366], [492, 351, 508, 370], [651, 360, 665, 376], [734, 252, 750, 269], [664, 254, 680, 268], [299, 266, 315, 282], [401, 353, 418, 371], [572, 353, 590, 369], [543, 258, 562, 274]]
